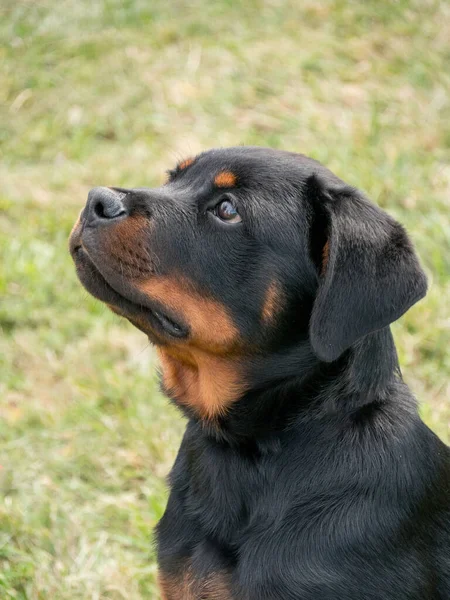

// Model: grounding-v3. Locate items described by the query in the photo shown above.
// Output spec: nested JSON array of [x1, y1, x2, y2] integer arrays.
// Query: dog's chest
[[184, 439, 276, 545], [157, 439, 281, 598], [158, 563, 233, 600]]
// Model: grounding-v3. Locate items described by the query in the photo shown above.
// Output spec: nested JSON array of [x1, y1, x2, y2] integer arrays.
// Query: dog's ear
[[307, 174, 427, 363]]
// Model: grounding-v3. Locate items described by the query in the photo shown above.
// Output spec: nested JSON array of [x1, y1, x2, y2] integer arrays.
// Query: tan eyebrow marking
[[178, 157, 195, 170], [214, 171, 237, 188]]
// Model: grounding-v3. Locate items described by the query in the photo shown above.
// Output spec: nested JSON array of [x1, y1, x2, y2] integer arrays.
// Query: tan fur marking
[[158, 565, 233, 599], [262, 280, 281, 323], [100, 214, 154, 278], [202, 572, 233, 599], [137, 278, 238, 352], [322, 240, 330, 274], [157, 347, 244, 420], [214, 171, 237, 188], [136, 276, 244, 419], [105, 214, 150, 248], [158, 572, 194, 599], [178, 157, 195, 171], [106, 303, 123, 315], [157, 572, 171, 600]]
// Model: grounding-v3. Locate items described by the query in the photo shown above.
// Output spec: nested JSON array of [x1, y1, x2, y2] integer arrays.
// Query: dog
[[69, 147, 450, 599]]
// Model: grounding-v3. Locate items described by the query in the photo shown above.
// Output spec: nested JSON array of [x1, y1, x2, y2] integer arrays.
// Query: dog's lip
[[71, 245, 188, 340]]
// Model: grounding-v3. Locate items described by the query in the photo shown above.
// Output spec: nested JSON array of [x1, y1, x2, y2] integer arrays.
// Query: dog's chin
[[70, 245, 188, 344]]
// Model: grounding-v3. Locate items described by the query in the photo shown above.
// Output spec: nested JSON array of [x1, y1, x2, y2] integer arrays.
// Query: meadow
[[0, 0, 449, 598]]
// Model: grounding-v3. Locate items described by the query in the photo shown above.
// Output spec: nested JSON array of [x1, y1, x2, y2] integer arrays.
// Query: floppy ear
[[307, 174, 428, 363]]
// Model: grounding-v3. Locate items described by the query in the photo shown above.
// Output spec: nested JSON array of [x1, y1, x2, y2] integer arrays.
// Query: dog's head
[[70, 147, 427, 419]]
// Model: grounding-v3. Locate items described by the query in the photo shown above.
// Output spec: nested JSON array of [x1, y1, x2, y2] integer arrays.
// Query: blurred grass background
[[0, 0, 449, 598]]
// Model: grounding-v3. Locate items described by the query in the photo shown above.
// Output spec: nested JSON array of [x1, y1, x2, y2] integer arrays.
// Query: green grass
[[0, 0, 449, 597]]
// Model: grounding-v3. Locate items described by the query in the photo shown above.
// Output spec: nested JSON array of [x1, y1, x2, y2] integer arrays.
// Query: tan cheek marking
[[137, 277, 245, 418], [137, 278, 239, 352], [214, 171, 237, 188], [261, 280, 282, 323], [322, 240, 330, 274], [100, 214, 155, 277], [104, 214, 150, 249]]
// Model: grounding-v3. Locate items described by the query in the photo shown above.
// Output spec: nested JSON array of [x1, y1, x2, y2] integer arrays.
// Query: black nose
[[85, 187, 127, 226]]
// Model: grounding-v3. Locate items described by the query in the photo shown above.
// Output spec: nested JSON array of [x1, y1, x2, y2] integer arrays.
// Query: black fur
[[71, 147, 450, 599]]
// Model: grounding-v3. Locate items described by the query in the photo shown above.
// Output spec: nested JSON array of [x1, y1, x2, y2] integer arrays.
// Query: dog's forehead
[[170, 147, 310, 184], [173, 147, 345, 207], [168, 147, 323, 215], [194, 146, 316, 179], [164, 148, 349, 244]]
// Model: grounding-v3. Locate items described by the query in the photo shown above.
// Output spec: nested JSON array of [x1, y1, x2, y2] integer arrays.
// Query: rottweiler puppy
[[70, 147, 450, 599]]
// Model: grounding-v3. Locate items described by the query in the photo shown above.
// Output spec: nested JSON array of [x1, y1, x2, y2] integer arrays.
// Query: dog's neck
[[198, 327, 403, 448]]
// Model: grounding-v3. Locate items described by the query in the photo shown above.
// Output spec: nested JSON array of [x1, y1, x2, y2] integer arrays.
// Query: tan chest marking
[[158, 566, 233, 600]]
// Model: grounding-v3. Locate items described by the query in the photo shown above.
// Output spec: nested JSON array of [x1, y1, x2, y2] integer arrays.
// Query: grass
[[0, 0, 449, 597]]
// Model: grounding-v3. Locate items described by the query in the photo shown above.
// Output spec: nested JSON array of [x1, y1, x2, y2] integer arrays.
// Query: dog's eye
[[213, 199, 242, 224]]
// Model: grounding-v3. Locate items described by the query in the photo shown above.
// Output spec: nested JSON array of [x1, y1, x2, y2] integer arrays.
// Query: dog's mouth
[[70, 242, 188, 343]]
